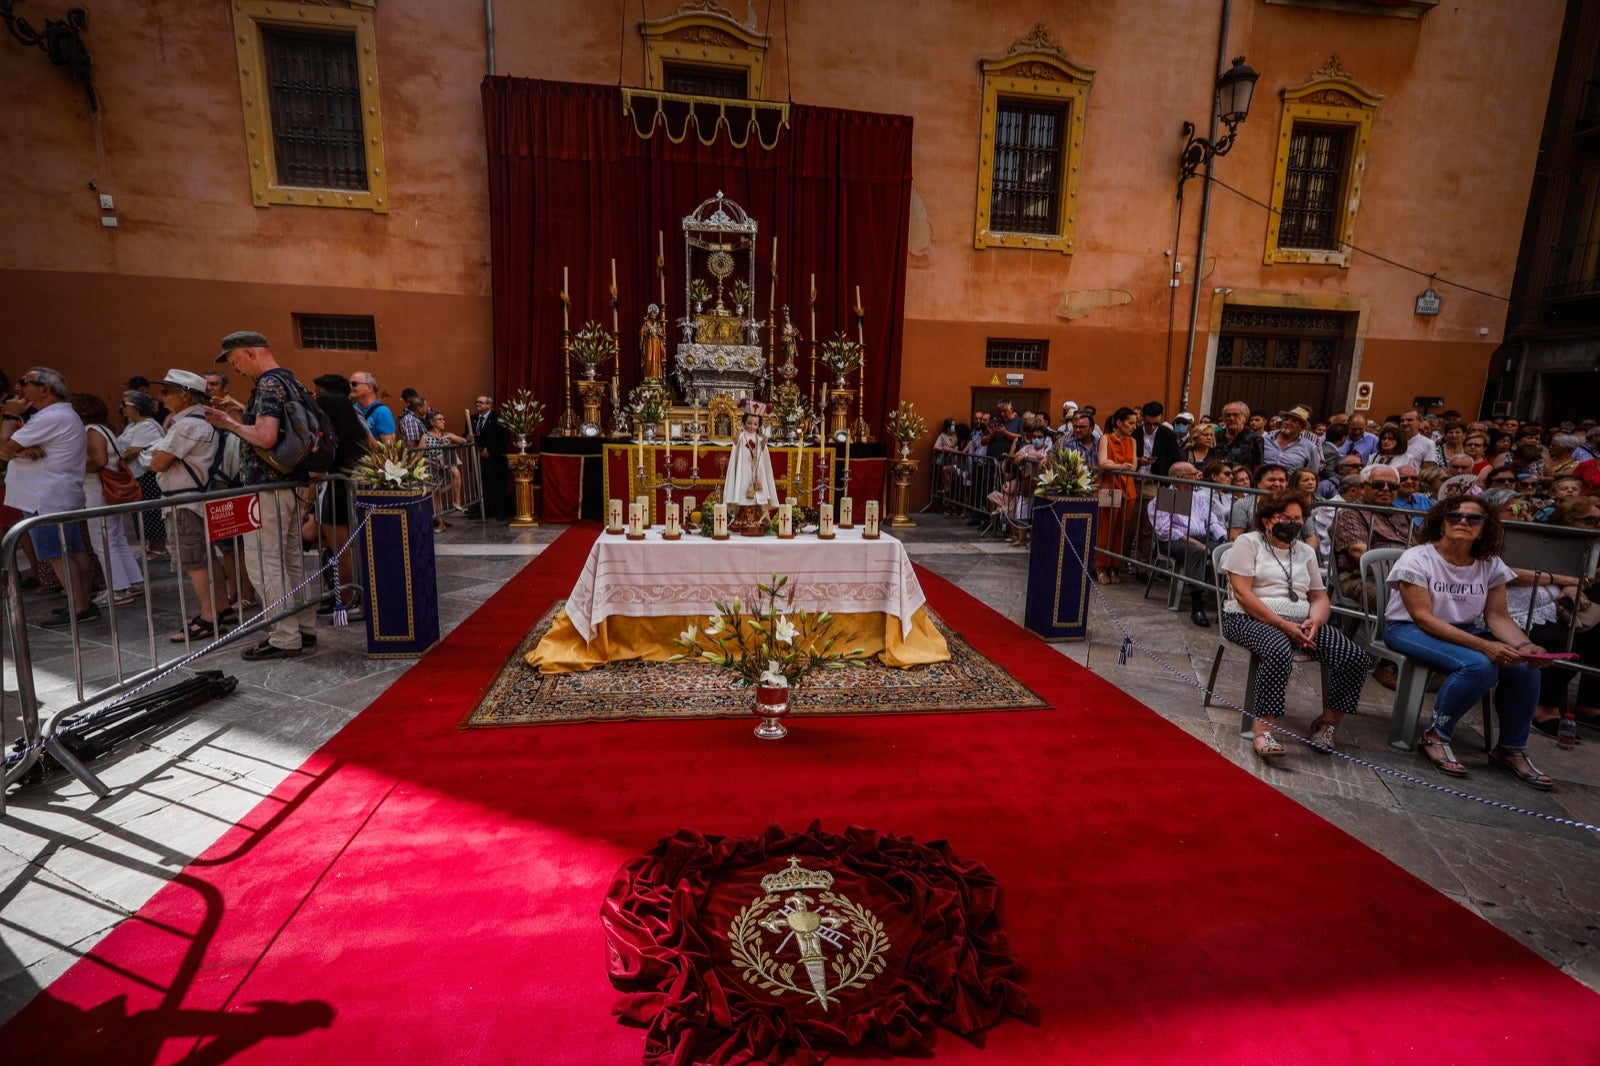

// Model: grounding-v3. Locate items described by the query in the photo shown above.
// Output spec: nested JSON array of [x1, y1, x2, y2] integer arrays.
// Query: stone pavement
[[1, 513, 1595, 1025]]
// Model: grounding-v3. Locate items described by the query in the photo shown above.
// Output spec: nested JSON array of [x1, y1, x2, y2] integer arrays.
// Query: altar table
[[526, 527, 950, 673]]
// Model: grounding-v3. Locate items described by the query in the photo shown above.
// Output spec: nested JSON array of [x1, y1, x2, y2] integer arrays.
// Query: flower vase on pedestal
[[752, 682, 791, 739], [512, 434, 529, 455]]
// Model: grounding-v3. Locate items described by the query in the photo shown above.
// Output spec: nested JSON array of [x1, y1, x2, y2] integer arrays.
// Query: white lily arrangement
[[1033, 446, 1096, 497], [353, 440, 431, 489], [670, 573, 865, 689]]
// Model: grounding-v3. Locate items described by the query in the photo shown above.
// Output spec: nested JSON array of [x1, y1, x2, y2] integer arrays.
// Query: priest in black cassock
[[470, 394, 511, 520]]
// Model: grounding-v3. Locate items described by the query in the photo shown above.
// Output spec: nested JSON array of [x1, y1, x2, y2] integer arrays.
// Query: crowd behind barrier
[[0, 447, 482, 810], [927, 460, 1600, 696]]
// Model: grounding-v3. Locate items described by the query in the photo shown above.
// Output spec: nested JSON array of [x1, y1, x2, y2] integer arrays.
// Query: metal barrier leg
[[43, 735, 111, 798]]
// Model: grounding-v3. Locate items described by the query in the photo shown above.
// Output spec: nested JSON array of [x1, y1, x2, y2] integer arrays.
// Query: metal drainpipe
[[1179, 0, 1234, 415], [485, 0, 496, 76]]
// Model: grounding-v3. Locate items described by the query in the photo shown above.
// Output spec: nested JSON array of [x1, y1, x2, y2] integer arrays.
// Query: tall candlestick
[[610, 258, 620, 333], [637, 438, 643, 474], [665, 419, 672, 465], [658, 231, 667, 307]]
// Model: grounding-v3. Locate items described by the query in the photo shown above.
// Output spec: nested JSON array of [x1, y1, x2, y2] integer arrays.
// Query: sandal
[[1305, 717, 1338, 754], [1419, 736, 1468, 779], [1487, 749, 1554, 792], [169, 615, 222, 644], [217, 606, 240, 626], [1253, 731, 1287, 759]]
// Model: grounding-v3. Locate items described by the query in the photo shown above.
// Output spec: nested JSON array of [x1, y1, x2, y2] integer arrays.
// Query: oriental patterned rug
[[463, 603, 1046, 727]]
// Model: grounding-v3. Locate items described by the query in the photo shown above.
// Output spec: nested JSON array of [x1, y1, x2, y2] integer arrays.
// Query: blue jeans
[[1383, 621, 1539, 749]]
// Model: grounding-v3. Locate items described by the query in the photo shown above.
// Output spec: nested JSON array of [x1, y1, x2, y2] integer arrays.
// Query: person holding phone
[[1383, 497, 1552, 789]]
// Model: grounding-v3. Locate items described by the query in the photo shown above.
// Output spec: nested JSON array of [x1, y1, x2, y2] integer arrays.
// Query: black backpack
[[256, 369, 338, 478]]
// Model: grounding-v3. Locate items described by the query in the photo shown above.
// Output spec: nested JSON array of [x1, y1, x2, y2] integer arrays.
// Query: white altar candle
[[713, 503, 728, 538], [562, 266, 570, 330], [637, 494, 650, 526], [778, 503, 793, 537], [839, 497, 853, 528], [607, 498, 624, 533], [819, 508, 833, 537], [628, 502, 643, 537], [864, 500, 880, 537], [637, 438, 644, 472], [665, 502, 681, 536], [665, 419, 672, 465], [683, 495, 696, 520]]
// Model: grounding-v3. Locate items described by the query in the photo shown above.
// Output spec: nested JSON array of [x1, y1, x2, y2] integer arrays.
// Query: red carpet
[[8, 522, 1599, 1064]]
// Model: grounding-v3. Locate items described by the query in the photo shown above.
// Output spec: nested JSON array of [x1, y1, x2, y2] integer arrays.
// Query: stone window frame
[[974, 25, 1093, 255], [639, 4, 769, 99], [1263, 57, 1383, 268], [232, 0, 388, 213]]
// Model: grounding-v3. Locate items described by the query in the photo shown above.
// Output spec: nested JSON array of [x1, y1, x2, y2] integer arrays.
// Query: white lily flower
[[381, 459, 411, 486], [772, 614, 797, 645], [678, 623, 698, 645], [705, 610, 724, 636], [759, 662, 789, 688]]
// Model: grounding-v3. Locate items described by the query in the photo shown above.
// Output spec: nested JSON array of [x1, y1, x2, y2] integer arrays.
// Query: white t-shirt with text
[[1384, 543, 1516, 625]]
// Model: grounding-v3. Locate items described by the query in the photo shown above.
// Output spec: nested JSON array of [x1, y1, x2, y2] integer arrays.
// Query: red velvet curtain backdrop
[[482, 77, 913, 435]]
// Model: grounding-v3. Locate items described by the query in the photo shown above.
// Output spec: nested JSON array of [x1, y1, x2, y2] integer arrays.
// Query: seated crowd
[[930, 397, 1600, 785]]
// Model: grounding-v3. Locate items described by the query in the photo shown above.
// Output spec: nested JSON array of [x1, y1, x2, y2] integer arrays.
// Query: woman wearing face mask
[[1221, 491, 1371, 758]]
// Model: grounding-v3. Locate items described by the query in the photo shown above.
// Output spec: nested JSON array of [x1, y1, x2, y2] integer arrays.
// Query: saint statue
[[781, 308, 801, 366], [723, 399, 778, 518], [639, 303, 666, 381]]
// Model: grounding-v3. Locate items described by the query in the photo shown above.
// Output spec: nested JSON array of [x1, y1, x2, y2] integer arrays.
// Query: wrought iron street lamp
[[1178, 56, 1259, 187]]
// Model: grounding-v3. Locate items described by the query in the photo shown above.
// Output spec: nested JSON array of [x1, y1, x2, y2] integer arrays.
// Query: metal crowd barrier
[[421, 440, 485, 522], [926, 451, 1005, 526], [1088, 469, 1600, 688], [0, 476, 363, 815]]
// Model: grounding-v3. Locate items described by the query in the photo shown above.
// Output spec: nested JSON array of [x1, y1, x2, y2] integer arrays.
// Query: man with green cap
[[204, 330, 318, 660]]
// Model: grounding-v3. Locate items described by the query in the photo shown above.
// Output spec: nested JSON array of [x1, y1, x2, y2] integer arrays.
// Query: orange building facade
[[0, 1, 1564, 457]]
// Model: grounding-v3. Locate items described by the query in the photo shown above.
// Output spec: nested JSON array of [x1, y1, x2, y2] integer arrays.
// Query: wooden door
[[1212, 306, 1349, 423]]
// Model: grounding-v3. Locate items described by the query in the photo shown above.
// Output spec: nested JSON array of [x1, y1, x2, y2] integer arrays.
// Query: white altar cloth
[[564, 528, 927, 642]]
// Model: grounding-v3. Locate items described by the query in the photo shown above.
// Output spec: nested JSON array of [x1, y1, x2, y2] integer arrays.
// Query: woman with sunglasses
[[1366, 424, 1407, 469], [1383, 497, 1553, 789]]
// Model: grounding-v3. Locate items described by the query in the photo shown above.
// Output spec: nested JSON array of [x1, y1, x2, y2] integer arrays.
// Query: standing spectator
[[399, 394, 428, 451], [350, 372, 397, 444], [422, 410, 468, 529], [149, 369, 232, 642], [72, 394, 145, 606], [1367, 424, 1407, 469], [203, 370, 247, 418], [470, 392, 512, 520], [1172, 411, 1195, 445], [1339, 413, 1378, 463], [117, 390, 168, 556], [206, 331, 318, 660], [125, 376, 171, 425], [1262, 405, 1322, 472], [1135, 400, 1181, 477], [1061, 414, 1097, 466], [984, 401, 1022, 459], [0, 368, 96, 626], [1398, 408, 1437, 469], [1217, 400, 1263, 471], [1054, 400, 1079, 437], [1182, 422, 1218, 468], [310, 374, 372, 617], [1094, 406, 1140, 583]]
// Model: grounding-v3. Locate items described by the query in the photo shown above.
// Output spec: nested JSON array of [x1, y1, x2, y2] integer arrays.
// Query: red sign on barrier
[[204, 494, 261, 541]]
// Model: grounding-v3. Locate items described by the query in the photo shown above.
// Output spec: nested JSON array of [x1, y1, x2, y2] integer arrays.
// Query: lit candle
[[713, 503, 728, 538], [778, 503, 793, 537], [839, 497, 853, 528], [607, 498, 624, 533], [855, 284, 862, 317]]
